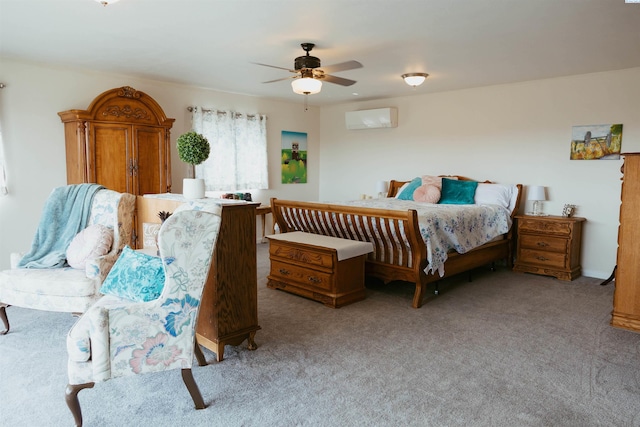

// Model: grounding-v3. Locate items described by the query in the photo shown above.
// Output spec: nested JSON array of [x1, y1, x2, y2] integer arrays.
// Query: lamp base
[[531, 200, 545, 216]]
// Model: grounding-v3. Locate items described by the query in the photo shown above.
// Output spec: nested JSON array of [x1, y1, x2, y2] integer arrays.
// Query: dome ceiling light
[[401, 73, 429, 87]]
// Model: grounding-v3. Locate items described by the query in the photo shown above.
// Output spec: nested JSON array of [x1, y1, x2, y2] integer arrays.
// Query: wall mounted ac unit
[[345, 107, 398, 130]]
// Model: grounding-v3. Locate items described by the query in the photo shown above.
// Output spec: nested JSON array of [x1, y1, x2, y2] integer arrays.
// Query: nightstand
[[513, 215, 586, 281]]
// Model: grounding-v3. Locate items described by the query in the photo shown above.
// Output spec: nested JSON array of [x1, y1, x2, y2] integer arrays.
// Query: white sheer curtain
[[191, 108, 268, 191]]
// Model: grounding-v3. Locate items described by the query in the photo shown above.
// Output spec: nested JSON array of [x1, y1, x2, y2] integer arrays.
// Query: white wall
[[319, 68, 640, 279], [0, 59, 320, 270], [2, 60, 638, 278]]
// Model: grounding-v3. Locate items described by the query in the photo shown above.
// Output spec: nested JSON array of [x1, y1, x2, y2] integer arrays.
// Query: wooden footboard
[[270, 190, 520, 308]]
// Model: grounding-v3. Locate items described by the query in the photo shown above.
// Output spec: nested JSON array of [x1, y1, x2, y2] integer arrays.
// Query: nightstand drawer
[[518, 234, 567, 253], [270, 259, 332, 291], [519, 248, 566, 268], [518, 218, 573, 236], [270, 243, 334, 270]]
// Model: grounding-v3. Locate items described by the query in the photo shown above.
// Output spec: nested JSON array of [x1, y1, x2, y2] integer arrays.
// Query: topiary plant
[[176, 131, 210, 166]]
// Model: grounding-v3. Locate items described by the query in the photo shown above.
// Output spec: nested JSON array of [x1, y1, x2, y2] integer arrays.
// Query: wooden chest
[[513, 215, 586, 280], [267, 232, 373, 308]]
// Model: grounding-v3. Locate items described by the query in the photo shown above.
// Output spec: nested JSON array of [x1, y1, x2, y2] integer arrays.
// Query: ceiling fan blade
[[320, 60, 363, 74], [262, 76, 296, 84], [252, 62, 296, 73], [323, 74, 357, 86]]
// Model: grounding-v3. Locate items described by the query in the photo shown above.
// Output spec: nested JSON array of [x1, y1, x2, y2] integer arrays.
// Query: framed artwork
[[570, 124, 623, 160], [281, 131, 307, 183]]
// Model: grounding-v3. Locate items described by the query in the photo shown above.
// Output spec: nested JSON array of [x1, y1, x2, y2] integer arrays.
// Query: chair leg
[[181, 368, 206, 410], [194, 340, 207, 367], [0, 304, 9, 335], [65, 382, 94, 427]]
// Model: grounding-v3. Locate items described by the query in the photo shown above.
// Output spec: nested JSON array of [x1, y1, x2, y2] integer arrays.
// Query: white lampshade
[[291, 78, 322, 95], [376, 180, 388, 194], [528, 185, 547, 216], [401, 73, 429, 87], [527, 186, 547, 201]]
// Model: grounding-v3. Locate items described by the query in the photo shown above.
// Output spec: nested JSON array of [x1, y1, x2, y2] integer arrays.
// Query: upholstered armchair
[[0, 187, 135, 334], [65, 208, 222, 426]]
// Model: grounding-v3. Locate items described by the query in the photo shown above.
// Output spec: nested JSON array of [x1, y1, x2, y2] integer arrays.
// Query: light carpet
[[1, 243, 639, 426]]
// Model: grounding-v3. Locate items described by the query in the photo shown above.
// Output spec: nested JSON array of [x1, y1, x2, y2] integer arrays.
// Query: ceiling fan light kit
[[402, 73, 429, 87], [257, 42, 363, 97], [291, 78, 322, 95]]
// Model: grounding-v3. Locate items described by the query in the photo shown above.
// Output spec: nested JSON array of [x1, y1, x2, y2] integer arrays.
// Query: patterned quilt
[[331, 199, 512, 277]]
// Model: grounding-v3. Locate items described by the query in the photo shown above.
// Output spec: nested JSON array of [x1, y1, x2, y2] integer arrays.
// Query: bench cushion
[[267, 231, 373, 261]]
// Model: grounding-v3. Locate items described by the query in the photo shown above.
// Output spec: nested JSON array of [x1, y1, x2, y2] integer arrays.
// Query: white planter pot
[[183, 178, 205, 199]]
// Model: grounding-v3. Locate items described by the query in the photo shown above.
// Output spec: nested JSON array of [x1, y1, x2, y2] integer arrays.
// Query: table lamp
[[376, 180, 389, 198], [528, 186, 547, 216]]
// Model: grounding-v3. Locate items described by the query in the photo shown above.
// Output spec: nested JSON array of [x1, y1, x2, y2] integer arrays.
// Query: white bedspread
[[331, 199, 512, 277]]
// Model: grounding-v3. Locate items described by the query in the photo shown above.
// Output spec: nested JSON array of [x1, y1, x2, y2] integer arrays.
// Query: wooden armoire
[[58, 86, 175, 197], [611, 152, 640, 333]]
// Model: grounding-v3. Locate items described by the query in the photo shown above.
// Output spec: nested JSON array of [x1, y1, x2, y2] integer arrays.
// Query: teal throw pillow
[[439, 178, 479, 204], [396, 177, 423, 200], [100, 246, 165, 302]]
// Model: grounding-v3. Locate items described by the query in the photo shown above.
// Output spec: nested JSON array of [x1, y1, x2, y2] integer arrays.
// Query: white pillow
[[474, 183, 517, 212], [66, 224, 114, 269]]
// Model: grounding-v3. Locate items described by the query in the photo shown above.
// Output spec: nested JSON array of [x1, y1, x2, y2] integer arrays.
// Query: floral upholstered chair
[[0, 187, 136, 334], [65, 208, 222, 426]]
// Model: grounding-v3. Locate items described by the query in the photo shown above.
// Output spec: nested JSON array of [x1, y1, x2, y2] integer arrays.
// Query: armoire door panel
[[134, 126, 166, 195], [91, 124, 130, 193]]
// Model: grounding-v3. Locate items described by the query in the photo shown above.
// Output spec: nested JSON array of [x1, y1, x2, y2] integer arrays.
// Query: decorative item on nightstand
[[527, 185, 547, 216], [376, 180, 389, 198], [562, 204, 577, 218]]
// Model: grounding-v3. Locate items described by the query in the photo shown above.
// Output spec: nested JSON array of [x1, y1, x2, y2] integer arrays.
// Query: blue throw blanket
[[18, 184, 105, 269]]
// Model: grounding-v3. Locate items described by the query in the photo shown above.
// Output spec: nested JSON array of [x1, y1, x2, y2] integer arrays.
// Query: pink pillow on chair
[[66, 224, 113, 269]]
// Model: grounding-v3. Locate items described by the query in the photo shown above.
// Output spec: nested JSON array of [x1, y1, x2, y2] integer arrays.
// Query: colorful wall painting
[[281, 131, 307, 183], [570, 124, 623, 160]]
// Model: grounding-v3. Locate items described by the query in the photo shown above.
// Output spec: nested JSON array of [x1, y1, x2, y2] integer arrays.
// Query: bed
[[270, 176, 523, 308]]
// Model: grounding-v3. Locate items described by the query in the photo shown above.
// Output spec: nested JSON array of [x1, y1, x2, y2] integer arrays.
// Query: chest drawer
[[519, 248, 566, 268], [269, 242, 334, 270], [518, 234, 567, 253], [518, 219, 573, 236], [270, 259, 333, 291]]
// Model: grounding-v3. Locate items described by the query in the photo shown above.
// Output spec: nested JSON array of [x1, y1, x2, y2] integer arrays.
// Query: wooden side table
[[513, 215, 586, 280], [267, 232, 373, 308], [137, 195, 261, 361], [255, 205, 272, 243]]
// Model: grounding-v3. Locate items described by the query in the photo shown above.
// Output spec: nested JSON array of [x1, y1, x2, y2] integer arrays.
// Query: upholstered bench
[[266, 232, 373, 308]]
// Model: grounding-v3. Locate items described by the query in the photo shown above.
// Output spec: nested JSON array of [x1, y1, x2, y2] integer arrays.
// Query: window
[[191, 107, 268, 191]]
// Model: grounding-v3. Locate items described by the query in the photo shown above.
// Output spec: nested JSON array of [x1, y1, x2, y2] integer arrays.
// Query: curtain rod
[[187, 106, 265, 120]]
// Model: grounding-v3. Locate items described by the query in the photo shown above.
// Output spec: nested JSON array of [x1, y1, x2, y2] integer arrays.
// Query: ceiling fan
[[254, 43, 363, 95]]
